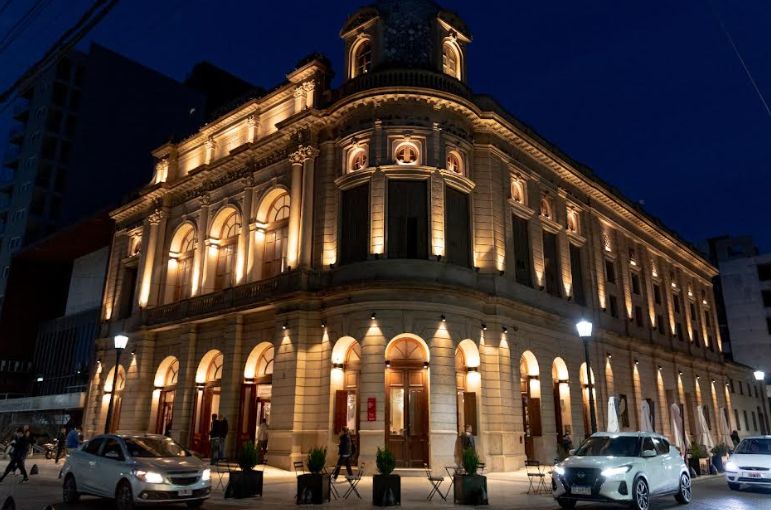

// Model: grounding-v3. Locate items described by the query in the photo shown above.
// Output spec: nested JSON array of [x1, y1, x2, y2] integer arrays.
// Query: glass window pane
[[390, 388, 404, 435]]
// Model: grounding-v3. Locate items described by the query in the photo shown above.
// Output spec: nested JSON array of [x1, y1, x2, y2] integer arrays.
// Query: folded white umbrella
[[607, 397, 620, 433], [640, 400, 654, 432], [670, 403, 688, 453], [696, 406, 714, 450], [718, 407, 732, 446]]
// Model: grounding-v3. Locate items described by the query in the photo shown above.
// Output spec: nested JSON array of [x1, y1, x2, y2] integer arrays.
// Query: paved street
[[0, 457, 768, 509]]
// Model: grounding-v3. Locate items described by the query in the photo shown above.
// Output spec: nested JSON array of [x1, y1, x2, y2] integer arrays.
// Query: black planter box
[[687, 457, 701, 476], [373, 474, 400, 506], [454, 474, 488, 505], [297, 473, 330, 505], [226, 470, 263, 499]]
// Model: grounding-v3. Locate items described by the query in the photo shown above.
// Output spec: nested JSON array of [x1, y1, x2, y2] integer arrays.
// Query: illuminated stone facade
[[84, 0, 767, 471]]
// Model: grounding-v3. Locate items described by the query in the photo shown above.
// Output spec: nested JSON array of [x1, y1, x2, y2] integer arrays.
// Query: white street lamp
[[576, 319, 597, 434], [754, 370, 765, 381], [576, 319, 593, 338], [105, 334, 129, 434]]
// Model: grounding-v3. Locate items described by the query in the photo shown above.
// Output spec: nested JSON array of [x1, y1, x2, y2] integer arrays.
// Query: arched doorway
[[579, 362, 596, 438], [552, 358, 572, 450], [153, 356, 179, 435], [385, 336, 429, 467], [190, 350, 223, 455], [520, 351, 541, 460], [331, 338, 361, 464], [104, 365, 126, 433], [238, 343, 274, 450]]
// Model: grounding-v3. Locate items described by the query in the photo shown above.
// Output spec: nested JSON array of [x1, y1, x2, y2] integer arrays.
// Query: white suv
[[553, 432, 691, 510]]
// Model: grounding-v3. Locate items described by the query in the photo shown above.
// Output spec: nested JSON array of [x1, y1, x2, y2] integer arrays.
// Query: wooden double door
[[386, 367, 429, 467], [190, 385, 220, 456]]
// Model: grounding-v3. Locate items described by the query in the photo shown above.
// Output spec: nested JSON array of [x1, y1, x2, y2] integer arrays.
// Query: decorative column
[[237, 177, 255, 284], [287, 146, 318, 270], [293, 86, 306, 115], [138, 208, 165, 308], [300, 147, 319, 268], [302, 80, 316, 110], [246, 114, 258, 144], [205, 136, 216, 165], [193, 194, 211, 295]]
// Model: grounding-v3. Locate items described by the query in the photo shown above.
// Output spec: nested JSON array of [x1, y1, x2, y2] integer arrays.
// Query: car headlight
[[554, 466, 566, 476], [134, 470, 165, 484], [725, 461, 738, 472], [201, 468, 211, 481], [601, 465, 633, 477]]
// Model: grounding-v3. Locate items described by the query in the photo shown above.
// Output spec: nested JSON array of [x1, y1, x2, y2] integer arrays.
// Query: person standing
[[209, 414, 220, 465], [54, 427, 67, 464], [731, 430, 740, 448], [218, 416, 228, 462], [332, 427, 353, 479], [65, 426, 80, 453], [0, 428, 29, 483], [257, 418, 269, 463]]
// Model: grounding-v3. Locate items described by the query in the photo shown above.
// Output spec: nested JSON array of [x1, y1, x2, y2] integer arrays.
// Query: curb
[[692, 474, 722, 482]]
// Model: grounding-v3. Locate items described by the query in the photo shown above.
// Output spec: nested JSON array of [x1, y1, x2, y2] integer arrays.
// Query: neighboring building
[[0, 44, 256, 310], [0, 214, 111, 434], [84, 0, 767, 471]]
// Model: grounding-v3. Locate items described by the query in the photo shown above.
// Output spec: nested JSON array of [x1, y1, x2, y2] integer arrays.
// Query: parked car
[[552, 432, 691, 510], [724, 435, 771, 490], [61, 433, 210, 510]]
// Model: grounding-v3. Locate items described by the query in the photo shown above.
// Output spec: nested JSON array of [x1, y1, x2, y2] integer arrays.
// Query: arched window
[[214, 211, 240, 290], [446, 150, 464, 175], [171, 227, 196, 301], [394, 142, 420, 165], [348, 146, 368, 173], [352, 39, 372, 78], [511, 177, 525, 204], [442, 40, 461, 79], [263, 194, 290, 278], [206, 353, 223, 383]]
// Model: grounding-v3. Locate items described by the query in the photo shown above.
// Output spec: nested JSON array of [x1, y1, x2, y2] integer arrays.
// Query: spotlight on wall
[[332, 363, 344, 370], [502, 326, 508, 334], [607, 353, 612, 360], [658, 365, 663, 372], [321, 320, 327, 328], [385, 360, 391, 368], [423, 361, 430, 369], [634, 359, 639, 366], [481, 323, 487, 331], [711, 379, 716, 384], [282, 322, 288, 331], [696, 375, 700, 380], [131, 350, 136, 357], [441, 314, 446, 323], [678, 370, 683, 376], [466, 366, 479, 373], [370, 312, 376, 320]]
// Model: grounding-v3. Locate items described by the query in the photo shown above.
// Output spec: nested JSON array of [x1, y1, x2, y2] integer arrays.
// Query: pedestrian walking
[[0, 428, 29, 483], [332, 427, 353, 479], [209, 414, 220, 465], [257, 418, 269, 463], [54, 427, 67, 464]]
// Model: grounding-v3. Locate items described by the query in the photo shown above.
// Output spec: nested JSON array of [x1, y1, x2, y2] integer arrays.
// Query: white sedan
[[61, 433, 211, 510], [724, 436, 771, 490], [553, 432, 691, 510]]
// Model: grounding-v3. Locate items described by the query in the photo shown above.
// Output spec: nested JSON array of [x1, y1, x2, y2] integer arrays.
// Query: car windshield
[[124, 437, 190, 458], [735, 438, 771, 455], [574, 436, 640, 457]]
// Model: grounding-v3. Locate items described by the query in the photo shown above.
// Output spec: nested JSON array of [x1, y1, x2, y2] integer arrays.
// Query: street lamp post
[[754, 370, 767, 435], [576, 319, 597, 434], [104, 334, 129, 434]]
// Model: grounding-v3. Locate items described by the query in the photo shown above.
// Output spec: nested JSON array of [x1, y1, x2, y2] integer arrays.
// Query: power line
[[0, 0, 53, 56]]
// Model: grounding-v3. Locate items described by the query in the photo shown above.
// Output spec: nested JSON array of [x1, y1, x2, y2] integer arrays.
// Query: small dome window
[[446, 150, 463, 174], [394, 142, 420, 165], [442, 40, 461, 79], [352, 39, 372, 78], [348, 146, 368, 172]]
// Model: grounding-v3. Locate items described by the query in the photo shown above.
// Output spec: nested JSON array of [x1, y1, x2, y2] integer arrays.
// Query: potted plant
[[373, 447, 399, 506], [711, 443, 729, 473], [297, 447, 329, 504], [687, 443, 709, 476], [226, 441, 263, 498], [453, 448, 488, 505]]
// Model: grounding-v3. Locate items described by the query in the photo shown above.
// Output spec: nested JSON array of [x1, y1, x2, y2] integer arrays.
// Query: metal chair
[[323, 465, 340, 499], [525, 459, 547, 494], [425, 463, 447, 501], [342, 462, 365, 499], [444, 465, 462, 501], [293, 460, 305, 476]]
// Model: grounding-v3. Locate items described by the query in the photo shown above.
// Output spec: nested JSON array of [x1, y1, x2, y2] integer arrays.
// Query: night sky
[[2, 0, 771, 252]]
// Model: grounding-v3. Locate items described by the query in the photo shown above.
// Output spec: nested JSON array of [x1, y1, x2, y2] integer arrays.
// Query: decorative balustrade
[[338, 69, 471, 100]]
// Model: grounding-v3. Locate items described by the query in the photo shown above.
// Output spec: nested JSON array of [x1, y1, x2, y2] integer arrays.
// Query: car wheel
[[675, 472, 691, 504], [557, 497, 576, 509], [62, 474, 80, 504], [1, 496, 15, 510], [115, 480, 135, 510], [186, 500, 205, 508], [631, 477, 650, 510], [728, 482, 740, 491]]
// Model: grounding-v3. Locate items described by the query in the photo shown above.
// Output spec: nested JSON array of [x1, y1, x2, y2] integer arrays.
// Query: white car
[[553, 432, 691, 510], [724, 435, 771, 490], [61, 433, 211, 510]]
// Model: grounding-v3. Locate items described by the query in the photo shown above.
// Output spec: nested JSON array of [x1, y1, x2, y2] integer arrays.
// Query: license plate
[[745, 472, 762, 479], [178, 489, 193, 497], [571, 485, 591, 495]]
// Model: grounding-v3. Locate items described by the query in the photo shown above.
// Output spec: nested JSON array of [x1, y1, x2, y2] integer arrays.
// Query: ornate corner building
[[84, 0, 767, 470]]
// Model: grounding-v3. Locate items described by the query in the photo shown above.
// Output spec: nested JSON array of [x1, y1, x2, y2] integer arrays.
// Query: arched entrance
[[331, 338, 361, 464], [153, 356, 179, 435], [552, 358, 572, 449], [520, 351, 541, 460], [579, 362, 596, 438], [104, 365, 126, 433], [385, 336, 429, 467], [455, 340, 480, 436], [190, 350, 223, 455], [237, 343, 274, 450]]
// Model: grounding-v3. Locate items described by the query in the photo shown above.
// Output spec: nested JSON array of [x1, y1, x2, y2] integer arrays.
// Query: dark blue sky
[[2, 0, 771, 251]]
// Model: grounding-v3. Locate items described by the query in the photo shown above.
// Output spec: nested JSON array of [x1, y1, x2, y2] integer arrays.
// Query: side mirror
[[568, 449, 576, 456], [641, 449, 657, 458]]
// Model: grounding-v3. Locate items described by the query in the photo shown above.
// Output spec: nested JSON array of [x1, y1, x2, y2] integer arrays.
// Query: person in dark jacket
[[209, 414, 220, 465], [54, 427, 67, 464], [1, 428, 29, 482], [332, 427, 353, 479], [731, 430, 741, 448], [217, 416, 228, 462]]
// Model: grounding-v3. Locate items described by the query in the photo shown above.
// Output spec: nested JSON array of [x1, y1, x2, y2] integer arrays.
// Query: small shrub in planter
[[711, 443, 729, 473], [226, 441, 263, 498], [373, 447, 400, 506], [297, 447, 329, 504], [454, 448, 488, 505]]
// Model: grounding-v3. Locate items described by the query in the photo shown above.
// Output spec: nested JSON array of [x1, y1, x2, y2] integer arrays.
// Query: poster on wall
[[367, 397, 376, 421]]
